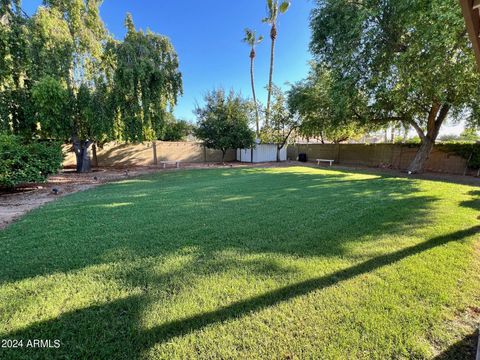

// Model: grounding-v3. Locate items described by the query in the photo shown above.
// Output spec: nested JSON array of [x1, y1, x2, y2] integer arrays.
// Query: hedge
[[0, 134, 64, 188], [438, 142, 480, 169]]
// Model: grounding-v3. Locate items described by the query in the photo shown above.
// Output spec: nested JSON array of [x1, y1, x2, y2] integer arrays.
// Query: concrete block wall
[[63, 141, 236, 168], [288, 143, 471, 175]]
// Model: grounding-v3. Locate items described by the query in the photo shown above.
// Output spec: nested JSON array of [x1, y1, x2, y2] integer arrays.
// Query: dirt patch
[[0, 168, 142, 230], [1, 161, 478, 230]]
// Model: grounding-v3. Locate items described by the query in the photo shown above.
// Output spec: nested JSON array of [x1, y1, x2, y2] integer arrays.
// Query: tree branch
[[352, 108, 403, 123], [408, 119, 426, 142], [278, 123, 298, 150], [426, 102, 441, 135], [431, 104, 450, 140]]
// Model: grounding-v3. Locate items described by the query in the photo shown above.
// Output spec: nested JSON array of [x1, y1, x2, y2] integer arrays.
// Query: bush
[[0, 134, 64, 188], [162, 120, 193, 141], [438, 142, 480, 169], [404, 136, 422, 144]]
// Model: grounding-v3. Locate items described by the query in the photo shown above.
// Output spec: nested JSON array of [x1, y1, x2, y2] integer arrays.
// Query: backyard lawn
[[0, 166, 479, 359]]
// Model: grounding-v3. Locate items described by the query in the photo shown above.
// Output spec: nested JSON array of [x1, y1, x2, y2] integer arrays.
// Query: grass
[[0, 166, 479, 359]]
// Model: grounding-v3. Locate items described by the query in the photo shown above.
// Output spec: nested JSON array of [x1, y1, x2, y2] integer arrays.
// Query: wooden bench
[[160, 161, 181, 169], [316, 159, 334, 166]]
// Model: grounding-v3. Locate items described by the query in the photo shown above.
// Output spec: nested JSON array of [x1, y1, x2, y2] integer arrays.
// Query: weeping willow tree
[[28, 0, 111, 172], [2, 1, 182, 172], [113, 14, 183, 143], [0, 0, 32, 135]]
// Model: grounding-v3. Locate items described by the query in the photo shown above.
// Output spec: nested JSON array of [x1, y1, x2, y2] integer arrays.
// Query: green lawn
[[0, 167, 479, 359]]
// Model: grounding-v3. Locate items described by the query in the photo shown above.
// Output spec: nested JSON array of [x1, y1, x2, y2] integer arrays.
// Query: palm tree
[[243, 28, 263, 137], [263, 0, 290, 126]]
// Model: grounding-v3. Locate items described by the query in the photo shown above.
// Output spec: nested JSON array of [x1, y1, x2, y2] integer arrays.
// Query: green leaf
[[279, 1, 290, 14]]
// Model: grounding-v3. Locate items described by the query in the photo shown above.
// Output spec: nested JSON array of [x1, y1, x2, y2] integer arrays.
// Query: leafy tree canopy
[[195, 89, 255, 161], [260, 85, 298, 147], [0, 2, 183, 172], [289, 67, 368, 143], [162, 117, 193, 142], [113, 14, 183, 142], [310, 0, 480, 171]]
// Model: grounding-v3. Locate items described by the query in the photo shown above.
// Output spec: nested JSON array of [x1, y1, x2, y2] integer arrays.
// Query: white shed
[[237, 144, 287, 163]]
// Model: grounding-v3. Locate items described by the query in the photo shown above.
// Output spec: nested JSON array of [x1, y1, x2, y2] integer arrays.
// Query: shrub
[[439, 142, 480, 169], [0, 134, 64, 188], [162, 120, 193, 141], [29, 141, 65, 176]]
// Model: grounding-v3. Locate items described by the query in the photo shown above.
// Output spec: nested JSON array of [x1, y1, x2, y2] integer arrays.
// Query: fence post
[[152, 141, 158, 165]]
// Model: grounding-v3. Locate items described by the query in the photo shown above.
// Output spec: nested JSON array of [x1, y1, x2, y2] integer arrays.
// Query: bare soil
[[1, 161, 478, 230]]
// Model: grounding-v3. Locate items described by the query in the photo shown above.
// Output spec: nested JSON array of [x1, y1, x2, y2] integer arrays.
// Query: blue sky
[[24, 0, 314, 122], [23, 0, 466, 135]]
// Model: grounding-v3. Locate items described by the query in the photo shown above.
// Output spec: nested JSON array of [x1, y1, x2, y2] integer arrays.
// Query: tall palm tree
[[263, 0, 290, 126], [243, 28, 263, 136]]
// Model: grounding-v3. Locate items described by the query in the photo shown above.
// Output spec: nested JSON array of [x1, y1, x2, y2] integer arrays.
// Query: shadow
[[3, 167, 480, 359], [0, 168, 439, 284], [460, 190, 480, 212], [2, 226, 477, 359], [0, 169, 437, 283], [140, 226, 480, 348], [433, 329, 479, 360], [98, 143, 154, 167], [317, 163, 480, 187]]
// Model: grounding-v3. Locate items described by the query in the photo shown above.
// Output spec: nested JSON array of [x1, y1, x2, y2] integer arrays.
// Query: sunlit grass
[[0, 167, 478, 359]]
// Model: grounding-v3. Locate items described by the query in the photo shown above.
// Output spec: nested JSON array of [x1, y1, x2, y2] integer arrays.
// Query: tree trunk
[[276, 146, 281, 162], [221, 150, 226, 164], [407, 103, 450, 173], [407, 138, 434, 173], [92, 143, 98, 168], [73, 139, 93, 173], [266, 24, 277, 126], [152, 141, 158, 165], [250, 52, 260, 137]]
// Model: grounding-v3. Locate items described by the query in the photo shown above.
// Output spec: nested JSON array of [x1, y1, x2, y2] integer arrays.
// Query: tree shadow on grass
[[433, 329, 479, 360], [2, 226, 478, 360], [460, 190, 480, 212], [0, 169, 440, 285]]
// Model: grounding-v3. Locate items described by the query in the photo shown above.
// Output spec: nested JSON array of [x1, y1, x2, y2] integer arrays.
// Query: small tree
[[195, 89, 255, 162], [459, 128, 480, 143], [162, 117, 193, 141], [260, 85, 298, 161]]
